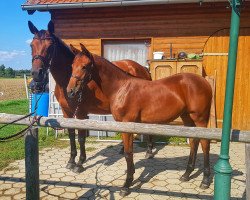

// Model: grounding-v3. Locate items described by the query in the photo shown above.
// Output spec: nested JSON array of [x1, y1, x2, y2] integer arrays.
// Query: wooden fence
[[0, 113, 249, 199]]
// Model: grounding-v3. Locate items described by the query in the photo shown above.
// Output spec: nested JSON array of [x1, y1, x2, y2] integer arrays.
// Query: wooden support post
[[25, 128, 39, 200], [246, 143, 250, 200]]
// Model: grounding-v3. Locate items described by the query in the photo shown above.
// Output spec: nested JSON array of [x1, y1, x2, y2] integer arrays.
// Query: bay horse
[[28, 21, 153, 173], [66, 45, 213, 196]]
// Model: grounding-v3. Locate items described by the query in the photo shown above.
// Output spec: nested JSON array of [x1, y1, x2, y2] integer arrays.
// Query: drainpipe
[[213, 0, 242, 199], [21, 0, 228, 12]]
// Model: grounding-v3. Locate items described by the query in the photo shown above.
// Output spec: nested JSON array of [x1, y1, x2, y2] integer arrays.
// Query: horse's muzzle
[[31, 68, 44, 82]]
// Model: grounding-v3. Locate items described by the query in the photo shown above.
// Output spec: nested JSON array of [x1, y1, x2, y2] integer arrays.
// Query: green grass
[[0, 99, 68, 170], [0, 99, 29, 114]]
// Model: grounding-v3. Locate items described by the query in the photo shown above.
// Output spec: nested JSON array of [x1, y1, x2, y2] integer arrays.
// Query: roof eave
[[21, 0, 229, 12]]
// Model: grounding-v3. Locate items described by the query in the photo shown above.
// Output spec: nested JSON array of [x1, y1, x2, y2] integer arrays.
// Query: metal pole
[[25, 127, 39, 200], [214, 0, 241, 199]]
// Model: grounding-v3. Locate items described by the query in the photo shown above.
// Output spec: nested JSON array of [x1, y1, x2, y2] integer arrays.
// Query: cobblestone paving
[[0, 141, 246, 199]]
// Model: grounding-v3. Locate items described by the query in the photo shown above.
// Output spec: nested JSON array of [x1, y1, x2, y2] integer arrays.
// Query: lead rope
[[72, 88, 83, 118], [0, 85, 46, 142]]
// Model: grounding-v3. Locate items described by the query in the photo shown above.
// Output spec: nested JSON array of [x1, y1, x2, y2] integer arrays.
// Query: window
[[102, 40, 150, 67]]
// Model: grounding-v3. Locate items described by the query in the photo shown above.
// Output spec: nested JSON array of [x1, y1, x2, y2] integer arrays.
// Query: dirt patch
[[0, 78, 27, 101]]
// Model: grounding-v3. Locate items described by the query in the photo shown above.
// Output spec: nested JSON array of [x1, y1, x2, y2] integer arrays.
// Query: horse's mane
[[54, 36, 75, 59], [37, 29, 75, 60]]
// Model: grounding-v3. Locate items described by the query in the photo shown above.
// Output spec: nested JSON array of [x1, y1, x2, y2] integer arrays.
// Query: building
[[22, 0, 250, 130]]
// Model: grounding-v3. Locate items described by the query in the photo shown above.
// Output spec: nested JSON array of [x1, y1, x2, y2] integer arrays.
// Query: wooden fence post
[[25, 127, 39, 200], [246, 143, 250, 200]]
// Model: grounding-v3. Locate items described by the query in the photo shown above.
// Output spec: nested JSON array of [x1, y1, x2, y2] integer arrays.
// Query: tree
[[4, 67, 15, 78], [0, 64, 5, 77]]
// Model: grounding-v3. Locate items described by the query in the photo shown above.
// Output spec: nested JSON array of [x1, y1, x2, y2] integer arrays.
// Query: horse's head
[[28, 21, 56, 84], [67, 43, 94, 99]]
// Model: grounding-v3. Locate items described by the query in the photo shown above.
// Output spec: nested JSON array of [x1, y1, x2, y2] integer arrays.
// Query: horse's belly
[[140, 104, 184, 124]]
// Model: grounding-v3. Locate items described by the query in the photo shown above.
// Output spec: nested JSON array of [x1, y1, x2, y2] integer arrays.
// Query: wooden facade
[[46, 2, 250, 130]]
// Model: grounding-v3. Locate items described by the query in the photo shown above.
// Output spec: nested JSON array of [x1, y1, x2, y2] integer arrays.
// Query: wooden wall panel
[[152, 36, 208, 57], [62, 39, 101, 55], [203, 29, 250, 130]]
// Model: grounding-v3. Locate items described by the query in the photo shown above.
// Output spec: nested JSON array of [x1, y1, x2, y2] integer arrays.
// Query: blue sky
[[0, 0, 50, 70]]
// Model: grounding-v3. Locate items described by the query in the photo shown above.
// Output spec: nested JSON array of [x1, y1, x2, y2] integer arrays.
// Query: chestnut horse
[[28, 21, 153, 173], [67, 46, 213, 196]]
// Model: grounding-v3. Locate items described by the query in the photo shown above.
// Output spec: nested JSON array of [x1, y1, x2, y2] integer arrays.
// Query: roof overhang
[[22, 0, 229, 13]]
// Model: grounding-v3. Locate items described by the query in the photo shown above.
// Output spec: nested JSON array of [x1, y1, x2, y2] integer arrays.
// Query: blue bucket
[[31, 93, 49, 117]]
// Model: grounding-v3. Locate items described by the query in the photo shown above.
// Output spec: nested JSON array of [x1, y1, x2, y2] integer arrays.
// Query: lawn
[[0, 99, 69, 170]]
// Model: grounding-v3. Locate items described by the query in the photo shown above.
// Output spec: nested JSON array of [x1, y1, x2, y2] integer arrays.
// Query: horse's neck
[[95, 56, 131, 98], [50, 42, 74, 88]]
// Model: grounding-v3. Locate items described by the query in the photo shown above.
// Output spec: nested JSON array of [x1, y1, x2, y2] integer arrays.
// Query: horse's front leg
[[66, 128, 77, 169], [120, 132, 135, 197], [72, 129, 87, 173], [180, 138, 199, 182]]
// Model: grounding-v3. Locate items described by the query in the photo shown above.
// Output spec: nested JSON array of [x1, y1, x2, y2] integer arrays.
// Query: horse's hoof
[[145, 152, 154, 159], [66, 162, 76, 169], [179, 175, 190, 182], [200, 180, 210, 189], [72, 165, 84, 174], [119, 187, 130, 197], [200, 182, 209, 189]]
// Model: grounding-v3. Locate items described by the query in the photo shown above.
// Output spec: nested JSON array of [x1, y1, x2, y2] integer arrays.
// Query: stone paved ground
[[0, 141, 246, 200]]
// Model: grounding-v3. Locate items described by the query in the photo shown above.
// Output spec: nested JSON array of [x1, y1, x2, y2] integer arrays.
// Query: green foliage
[[0, 64, 30, 78], [153, 136, 187, 145]]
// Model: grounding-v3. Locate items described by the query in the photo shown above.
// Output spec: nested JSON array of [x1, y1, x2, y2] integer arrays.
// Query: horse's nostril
[[38, 69, 43, 76]]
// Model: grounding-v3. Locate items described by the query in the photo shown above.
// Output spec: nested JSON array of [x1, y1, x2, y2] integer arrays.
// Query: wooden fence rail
[[0, 113, 250, 142], [0, 113, 249, 199]]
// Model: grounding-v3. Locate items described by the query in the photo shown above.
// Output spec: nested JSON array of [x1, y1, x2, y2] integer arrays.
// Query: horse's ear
[[48, 21, 54, 34], [80, 43, 92, 58], [69, 44, 80, 55], [28, 21, 38, 34]]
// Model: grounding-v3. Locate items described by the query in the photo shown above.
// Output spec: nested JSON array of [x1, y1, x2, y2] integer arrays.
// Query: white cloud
[[0, 50, 26, 61], [25, 39, 32, 45]]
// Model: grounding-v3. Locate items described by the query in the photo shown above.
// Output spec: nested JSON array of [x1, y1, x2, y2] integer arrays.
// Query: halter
[[32, 35, 56, 70], [70, 63, 94, 103]]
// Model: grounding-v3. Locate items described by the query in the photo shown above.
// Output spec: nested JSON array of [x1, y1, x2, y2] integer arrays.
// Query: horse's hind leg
[[200, 139, 211, 189], [72, 129, 87, 173], [66, 128, 77, 169], [192, 116, 211, 189], [145, 135, 154, 159], [120, 132, 135, 197], [180, 113, 200, 182]]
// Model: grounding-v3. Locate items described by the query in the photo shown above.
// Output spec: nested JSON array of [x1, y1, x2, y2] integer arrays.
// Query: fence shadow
[[0, 142, 244, 200]]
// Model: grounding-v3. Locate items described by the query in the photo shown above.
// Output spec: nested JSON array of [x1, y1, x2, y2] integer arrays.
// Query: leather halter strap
[[71, 63, 94, 86]]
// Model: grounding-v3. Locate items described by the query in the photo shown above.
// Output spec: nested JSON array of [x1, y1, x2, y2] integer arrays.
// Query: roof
[[24, 0, 114, 4], [23, 0, 228, 5], [22, 0, 229, 13]]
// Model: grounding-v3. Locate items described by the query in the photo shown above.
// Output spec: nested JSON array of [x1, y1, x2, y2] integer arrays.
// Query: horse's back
[[112, 60, 151, 80], [132, 73, 212, 122]]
